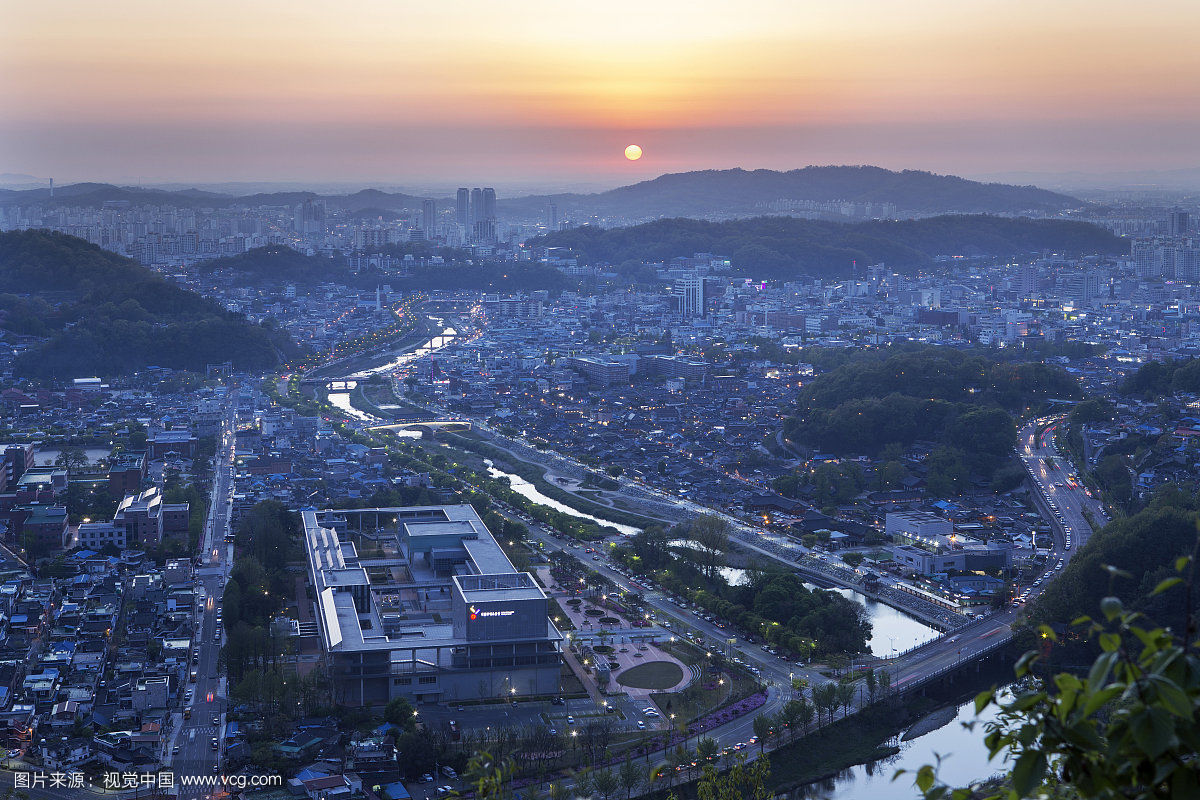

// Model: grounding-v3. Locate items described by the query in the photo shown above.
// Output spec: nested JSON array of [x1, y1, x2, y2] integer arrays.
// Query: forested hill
[[779, 347, 1080, 493], [198, 245, 355, 286], [504, 166, 1084, 218], [0, 230, 296, 379], [1029, 489, 1200, 638], [532, 215, 1126, 279]]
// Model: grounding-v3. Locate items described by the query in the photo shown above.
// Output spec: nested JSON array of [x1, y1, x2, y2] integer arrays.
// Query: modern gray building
[[302, 504, 562, 706]]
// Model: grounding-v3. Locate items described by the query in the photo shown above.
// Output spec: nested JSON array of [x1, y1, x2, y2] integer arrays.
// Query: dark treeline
[[1120, 356, 1200, 397], [222, 501, 301, 682], [781, 347, 1079, 493], [532, 215, 1126, 280], [198, 244, 356, 285], [0, 230, 296, 378], [615, 524, 871, 656]]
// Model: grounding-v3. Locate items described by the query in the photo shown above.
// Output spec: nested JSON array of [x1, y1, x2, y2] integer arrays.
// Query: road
[[166, 398, 239, 797], [887, 416, 1108, 691]]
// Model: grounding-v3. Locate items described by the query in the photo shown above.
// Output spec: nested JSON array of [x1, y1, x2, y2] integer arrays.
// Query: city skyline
[[3, 0, 1200, 184]]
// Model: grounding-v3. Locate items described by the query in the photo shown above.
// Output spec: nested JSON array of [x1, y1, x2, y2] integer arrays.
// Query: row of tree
[[616, 522, 872, 656]]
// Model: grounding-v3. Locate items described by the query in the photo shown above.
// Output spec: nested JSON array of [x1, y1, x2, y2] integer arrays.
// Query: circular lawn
[[615, 661, 685, 690]]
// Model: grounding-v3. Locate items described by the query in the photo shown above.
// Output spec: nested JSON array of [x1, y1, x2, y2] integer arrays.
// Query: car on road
[[211, 738, 219, 750], [566, 715, 575, 725], [442, 767, 457, 779], [420, 774, 434, 784], [637, 721, 646, 729]]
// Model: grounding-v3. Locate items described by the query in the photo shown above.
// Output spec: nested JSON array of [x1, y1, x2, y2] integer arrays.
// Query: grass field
[[617, 661, 685, 690]]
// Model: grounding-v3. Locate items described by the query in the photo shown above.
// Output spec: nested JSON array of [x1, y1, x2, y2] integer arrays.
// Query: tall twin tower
[[456, 187, 497, 244]]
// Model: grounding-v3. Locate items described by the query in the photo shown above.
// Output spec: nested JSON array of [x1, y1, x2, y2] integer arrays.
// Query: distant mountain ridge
[[0, 166, 1084, 219], [0, 184, 431, 212], [502, 166, 1084, 218]]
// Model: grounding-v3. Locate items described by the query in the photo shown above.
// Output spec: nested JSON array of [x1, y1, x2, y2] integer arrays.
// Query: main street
[[166, 397, 239, 797], [887, 415, 1106, 690]]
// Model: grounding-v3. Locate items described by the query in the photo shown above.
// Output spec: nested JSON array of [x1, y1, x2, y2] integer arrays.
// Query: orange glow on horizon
[[2, 0, 1199, 181]]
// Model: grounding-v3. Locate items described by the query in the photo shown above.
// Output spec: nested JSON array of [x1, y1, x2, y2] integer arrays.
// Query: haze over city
[[4, 0, 1200, 185], [1, 3, 1199, 800]]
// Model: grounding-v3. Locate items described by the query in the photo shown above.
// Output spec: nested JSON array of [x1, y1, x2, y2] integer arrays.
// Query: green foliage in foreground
[[909, 567, 1200, 800]]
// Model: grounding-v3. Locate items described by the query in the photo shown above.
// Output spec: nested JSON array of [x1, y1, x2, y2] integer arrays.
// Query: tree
[[834, 682, 855, 717], [617, 757, 644, 800], [593, 768, 618, 800], [573, 768, 595, 797], [464, 751, 514, 800], [875, 459, 909, 490], [54, 446, 89, 481], [1071, 397, 1115, 425], [925, 446, 968, 497], [842, 552, 866, 569], [696, 753, 771, 800], [752, 714, 772, 754], [779, 698, 810, 742], [696, 736, 718, 762], [384, 697, 416, 731], [690, 514, 732, 582], [394, 731, 437, 780], [812, 682, 838, 725]]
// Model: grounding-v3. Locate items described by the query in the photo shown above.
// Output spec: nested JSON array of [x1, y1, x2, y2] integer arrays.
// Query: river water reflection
[[787, 693, 1009, 800], [485, 462, 642, 536]]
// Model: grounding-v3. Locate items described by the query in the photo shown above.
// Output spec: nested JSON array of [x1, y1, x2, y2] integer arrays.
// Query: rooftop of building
[[302, 505, 555, 655]]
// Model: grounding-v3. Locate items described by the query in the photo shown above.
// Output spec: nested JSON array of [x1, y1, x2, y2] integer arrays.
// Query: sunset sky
[[3, 0, 1199, 186]]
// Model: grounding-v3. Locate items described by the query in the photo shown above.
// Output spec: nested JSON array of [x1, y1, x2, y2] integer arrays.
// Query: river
[[327, 320, 459, 424], [787, 692, 1011, 800], [326, 380, 379, 423], [485, 462, 642, 536], [829, 587, 941, 658], [345, 318, 457, 379]]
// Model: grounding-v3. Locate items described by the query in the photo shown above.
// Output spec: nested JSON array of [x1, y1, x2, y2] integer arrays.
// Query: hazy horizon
[[4, 1, 1200, 185]]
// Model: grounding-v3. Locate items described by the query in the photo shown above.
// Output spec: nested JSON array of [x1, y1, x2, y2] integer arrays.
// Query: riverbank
[[901, 704, 959, 741], [435, 429, 665, 530]]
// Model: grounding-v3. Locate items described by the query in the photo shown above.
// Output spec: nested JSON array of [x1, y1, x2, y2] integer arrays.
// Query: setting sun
[[624, 144, 643, 161]]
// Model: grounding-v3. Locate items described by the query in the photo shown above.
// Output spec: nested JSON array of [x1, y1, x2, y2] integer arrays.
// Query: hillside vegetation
[[533, 215, 1125, 279], [0, 230, 296, 378], [781, 347, 1080, 492], [1030, 487, 1200, 637], [198, 245, 353, 285]]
